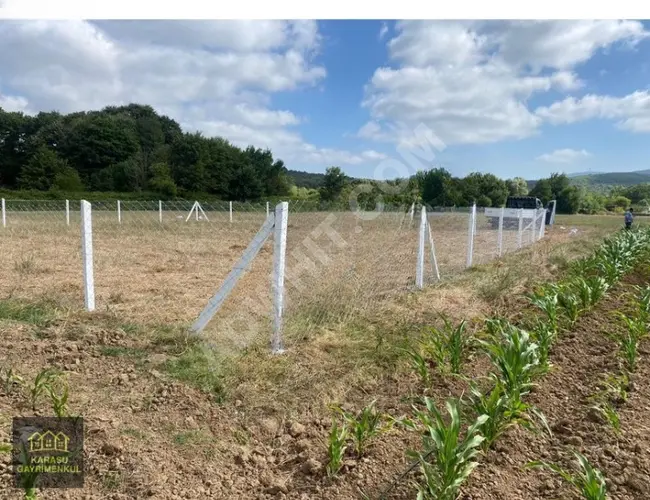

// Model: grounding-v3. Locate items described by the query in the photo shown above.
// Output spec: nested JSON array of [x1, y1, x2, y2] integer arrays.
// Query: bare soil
[[0, 220, 623, 499]]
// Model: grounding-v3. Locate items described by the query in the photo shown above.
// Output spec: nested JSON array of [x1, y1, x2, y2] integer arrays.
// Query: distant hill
[[287, 170, 326, 189], [571, 171, 650, 186], [290, 168, 650, 193]]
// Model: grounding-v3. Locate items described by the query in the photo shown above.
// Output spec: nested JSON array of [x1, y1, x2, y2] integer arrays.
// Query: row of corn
[[323, 227, 650, 500]]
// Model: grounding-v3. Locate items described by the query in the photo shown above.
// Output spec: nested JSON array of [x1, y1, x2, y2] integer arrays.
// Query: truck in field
[[484, 196, 556, 230]]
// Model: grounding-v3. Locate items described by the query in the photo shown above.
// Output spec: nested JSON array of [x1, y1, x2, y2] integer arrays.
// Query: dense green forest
[[0, 103, 645, 214]]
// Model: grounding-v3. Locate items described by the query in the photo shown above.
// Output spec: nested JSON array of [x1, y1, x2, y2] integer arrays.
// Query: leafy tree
[[148, 162, 177, 197], [530, 178, 553, 204], [18, 147, 70, 191], [52, 167, 85, 192], [229, 164, 264, 201], [507, 177, 529, 196], [556, 186, 582, 214], [606, 195, 632, 210], [422, 168, 455, 206], [320, 166, 347, 202]]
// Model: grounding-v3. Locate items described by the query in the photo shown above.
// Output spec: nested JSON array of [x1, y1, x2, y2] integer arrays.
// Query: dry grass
[[0, 209, 618, 416], [0, 209, 532, 349]]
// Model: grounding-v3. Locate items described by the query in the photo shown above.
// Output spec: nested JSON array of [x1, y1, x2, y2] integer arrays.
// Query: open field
[[0, 212, 644, 499], [0, 202, 538, 351]]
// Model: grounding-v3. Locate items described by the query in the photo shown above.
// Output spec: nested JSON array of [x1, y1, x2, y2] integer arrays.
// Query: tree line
[[0, 102, 637, 214], [0, 104, 292, 201]]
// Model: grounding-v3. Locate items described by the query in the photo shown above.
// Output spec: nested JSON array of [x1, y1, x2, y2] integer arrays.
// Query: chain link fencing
[[0, 197, 550, 351]]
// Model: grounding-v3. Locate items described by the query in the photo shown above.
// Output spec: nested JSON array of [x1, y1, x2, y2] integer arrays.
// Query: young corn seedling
[[557, 286, 581, 326], [530, 320, 556, 374], [334, 400, 393, 458], [479, 323, 540, 406], [569, 256, 598, 277], [465, 378, 551, 452], [527, 451, 607, 500], [595, 259, 625, 287], [528, 288, 559, 334], [407, 398, 487, 500], [402, 346, 432, 386], [9, 440, 40, 500], [422, 317, 471, 375], [591, 401, 621, 434], [29, 368, 59, 412], [609, 312, 647, 373], [574, 276, 609, 310], [1, 366, 24, 395], [47, 375, 70, 418], [634, 284, 650, 324], [464, 381, 509, 451], [326, 419, 348, 477]]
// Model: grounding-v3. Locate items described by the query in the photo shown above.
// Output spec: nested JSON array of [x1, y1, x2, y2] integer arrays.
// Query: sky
[[1, 19, 650, 181]]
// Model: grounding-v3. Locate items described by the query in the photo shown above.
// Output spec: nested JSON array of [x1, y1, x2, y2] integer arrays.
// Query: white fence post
[[426, 218, 440, 281], [497, 207, 504, 257], [271, 202, 288, 354], [80, 200, 95, 312], [117, 200, 122, 224], [266, 202, 270, 218], [1, 198, 5, 228], [517, 209, 523, 249], [466, 204, 476, 268], [416, 206, 426, 288], [159, 200, 163, 224], [410, 202, 415, 222], [66, 200, 70, 226], [229, 201, 233, 223]]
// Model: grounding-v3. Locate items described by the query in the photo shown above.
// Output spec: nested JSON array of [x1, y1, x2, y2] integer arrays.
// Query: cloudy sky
[[1, 20, 650, 179]]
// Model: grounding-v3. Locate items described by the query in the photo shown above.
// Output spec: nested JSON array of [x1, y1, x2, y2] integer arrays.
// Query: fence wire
[[0, 199, 549, 351]]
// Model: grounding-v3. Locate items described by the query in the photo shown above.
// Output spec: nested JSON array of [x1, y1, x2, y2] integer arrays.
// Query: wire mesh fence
[[0, 198, 550, 351]]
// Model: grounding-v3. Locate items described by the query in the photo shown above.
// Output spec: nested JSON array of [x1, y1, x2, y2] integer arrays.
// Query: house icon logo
[[28, 430, 69, 453]]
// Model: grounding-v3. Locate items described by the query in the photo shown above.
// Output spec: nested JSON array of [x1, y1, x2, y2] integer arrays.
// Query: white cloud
[[0, 20, 379, 168], [535, 91, 650, 132], [0, 92, 29, 112], [536, 148, 591, 163], [378, 22, 388, 40], [360, 20, 649, 147]]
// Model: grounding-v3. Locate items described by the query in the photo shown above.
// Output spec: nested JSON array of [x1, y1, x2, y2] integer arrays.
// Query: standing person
[[625, 207, 634, 230]]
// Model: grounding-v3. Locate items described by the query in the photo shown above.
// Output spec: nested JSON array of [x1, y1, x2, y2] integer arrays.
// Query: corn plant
[[574, 276, 609, 310], [482, 317, 510, 340], [556, 285, 581, 326], [403, 347, 432, 386], [9, 441, 39, 500], [634, 284, 650, 324], [479, 323, 540, 405], [530, 320, 556, 373], [407, 398, 487, 500], [334, 400, 393, 457], [591, 401, 620, 434], [1, 366, 24, 395], [595, 258, 626, 286], [464, 379, 551, 452], [422, 317, 471, 375], [527, 451, 607, 500], [568, 256, 598, 277], [528, 287, 559, 334], [29, 368, 59, 411], [47, 375, 70, 418], [326, 419, 348, 477], [608, 312, 648, 372]]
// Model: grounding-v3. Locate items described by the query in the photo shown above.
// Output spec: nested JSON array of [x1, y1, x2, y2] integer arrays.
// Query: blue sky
[[1, 20, 650, 180]]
